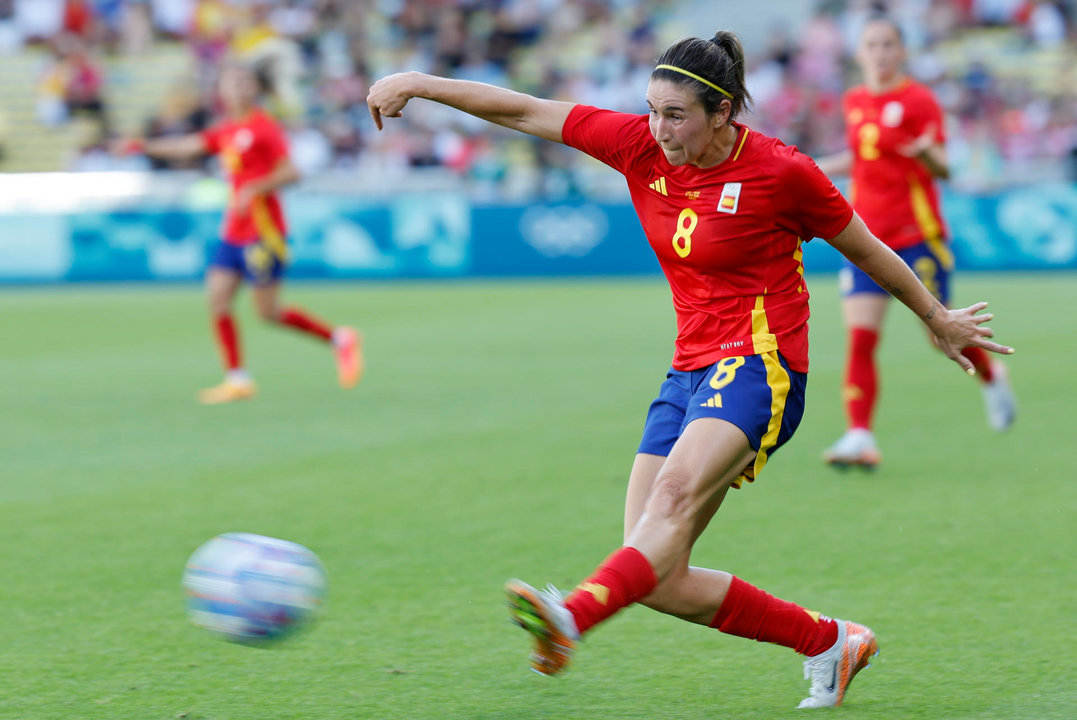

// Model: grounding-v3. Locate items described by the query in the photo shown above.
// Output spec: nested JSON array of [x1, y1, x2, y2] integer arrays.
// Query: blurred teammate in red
[[368, 29, 1013, 709], [816, 17, 1016, 468], [126, 65, 361, 403]]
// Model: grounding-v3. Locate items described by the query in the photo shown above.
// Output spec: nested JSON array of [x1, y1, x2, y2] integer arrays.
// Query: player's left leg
[[825, 263, 890, 469], [250, 277, 364, 389], [198, 261, 257, 404]]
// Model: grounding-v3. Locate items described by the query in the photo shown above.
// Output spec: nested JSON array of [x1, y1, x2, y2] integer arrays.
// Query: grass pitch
[[0, 274, 1073, 719]]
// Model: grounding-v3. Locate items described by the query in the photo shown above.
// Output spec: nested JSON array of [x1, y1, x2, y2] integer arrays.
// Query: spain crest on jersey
[[717, 182, 742, 214]]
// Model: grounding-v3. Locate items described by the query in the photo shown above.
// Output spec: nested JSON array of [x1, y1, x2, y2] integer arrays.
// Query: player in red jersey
[[124, 65, 362, 403], [368, 31, 1013, 708], [816, 17, 1016, 468]]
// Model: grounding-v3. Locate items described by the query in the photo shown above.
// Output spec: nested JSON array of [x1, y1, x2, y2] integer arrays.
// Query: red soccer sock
[[565, 546, 658, 636], [213, 313, 242, 371], [278, 306, 333, 342], [709, 576, 838, 657], [844, 327, 879, 430], [960, 347, 995, 382]]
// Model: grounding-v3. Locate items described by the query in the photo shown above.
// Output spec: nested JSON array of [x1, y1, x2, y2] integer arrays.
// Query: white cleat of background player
[[982, 361, 1016, 432]]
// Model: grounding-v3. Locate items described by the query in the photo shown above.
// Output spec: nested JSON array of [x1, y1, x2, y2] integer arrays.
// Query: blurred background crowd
[[0, 0, 1074, 196]]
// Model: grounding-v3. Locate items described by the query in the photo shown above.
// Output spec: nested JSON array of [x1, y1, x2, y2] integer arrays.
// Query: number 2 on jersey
[[858, 122, 881, 161], [672, 207, 697, 258]]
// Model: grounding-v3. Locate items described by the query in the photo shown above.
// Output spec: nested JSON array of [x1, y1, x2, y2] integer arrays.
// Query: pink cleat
[[333, 327, 363, 389]]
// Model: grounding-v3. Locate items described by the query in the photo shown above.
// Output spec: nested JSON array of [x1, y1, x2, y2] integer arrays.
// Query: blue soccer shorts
[[208, 240, 286, 286], [637, 350, 808, 488], [839, 238, 954, 304]]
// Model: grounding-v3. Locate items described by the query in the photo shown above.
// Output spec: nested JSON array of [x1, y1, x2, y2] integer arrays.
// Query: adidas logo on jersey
[[649, 177, 668, 195], [700, 393, 723, 408]]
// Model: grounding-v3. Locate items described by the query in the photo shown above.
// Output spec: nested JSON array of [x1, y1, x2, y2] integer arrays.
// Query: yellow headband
[[654, 64, 733, 100]]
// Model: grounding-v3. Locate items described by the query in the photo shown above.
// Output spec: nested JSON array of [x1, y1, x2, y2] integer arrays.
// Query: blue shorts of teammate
[[840, 239, 954, 304], [637, 351, 807, 488], [208, 240, 286, 286]]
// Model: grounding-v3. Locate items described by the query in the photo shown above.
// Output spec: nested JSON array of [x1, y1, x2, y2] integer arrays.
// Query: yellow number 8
[[710, 356, 746, 390], [672, 207, 697, 259]]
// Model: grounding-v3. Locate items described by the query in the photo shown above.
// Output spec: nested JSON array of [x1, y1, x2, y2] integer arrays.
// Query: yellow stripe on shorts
[[734, 350, 791, 488], [251, 196, 289, 262]]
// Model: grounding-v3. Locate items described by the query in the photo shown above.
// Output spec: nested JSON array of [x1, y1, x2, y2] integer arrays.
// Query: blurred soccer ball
[[182, 532, 328, 644]]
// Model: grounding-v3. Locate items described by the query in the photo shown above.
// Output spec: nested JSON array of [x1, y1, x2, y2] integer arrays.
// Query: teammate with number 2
[[124, 64, 362, 404], [368, 30, 1013, 708], [816, 17, 1016, 469]]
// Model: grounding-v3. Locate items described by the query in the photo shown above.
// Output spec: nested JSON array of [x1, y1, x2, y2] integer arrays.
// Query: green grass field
[[1, 274, 1073, 720]]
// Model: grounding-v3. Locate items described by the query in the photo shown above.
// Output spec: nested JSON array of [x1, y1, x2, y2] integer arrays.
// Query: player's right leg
[[248, 254, 364, 390], [506, 419, 752, 677], [824, 282, 888, 469], [198, 255, 256, 405]]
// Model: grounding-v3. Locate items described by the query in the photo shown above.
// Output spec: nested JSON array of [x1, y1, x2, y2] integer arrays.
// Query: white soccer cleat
[[981, 361, 1016, 432], [797, 619, 878, 709], [823, 429, 882, 470], [197, 377, 257, 405], [505, 580, 580, 676]]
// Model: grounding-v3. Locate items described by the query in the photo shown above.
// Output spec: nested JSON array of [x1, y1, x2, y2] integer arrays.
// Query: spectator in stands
[[7, 0, 1075, 188], [36, 32, 107, 128]]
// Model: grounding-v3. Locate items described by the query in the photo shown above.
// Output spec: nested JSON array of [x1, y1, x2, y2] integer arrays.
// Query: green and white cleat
[[505, 579, 579, 676]]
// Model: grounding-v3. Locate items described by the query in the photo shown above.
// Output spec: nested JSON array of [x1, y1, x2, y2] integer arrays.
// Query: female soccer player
[[367, 31, 1013, 708], [128, 64, 362, 403], [816, 17, 1016, 468]]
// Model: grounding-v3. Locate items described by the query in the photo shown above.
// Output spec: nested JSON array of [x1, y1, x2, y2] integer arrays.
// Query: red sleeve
[[257, 116, 289, 163], [782, 149, 854, 241], [561, 105, 650, 174], [201, 124, 223, 155], [908, 86, 946, 144]]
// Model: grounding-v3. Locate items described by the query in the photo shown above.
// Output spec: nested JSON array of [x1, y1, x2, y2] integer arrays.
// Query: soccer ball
[[182, 532, 328, 644]]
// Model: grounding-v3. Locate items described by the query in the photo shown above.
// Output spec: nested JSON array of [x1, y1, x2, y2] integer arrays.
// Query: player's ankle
[[227, 369, 252, 383]]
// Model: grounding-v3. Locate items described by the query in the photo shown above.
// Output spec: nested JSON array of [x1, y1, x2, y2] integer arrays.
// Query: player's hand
[[898, 124, 936, 158], [366, 72, 420, 130], [235, 185, 261, 213], [929, 302, 1015, 375], [110, 137, 144, 156]]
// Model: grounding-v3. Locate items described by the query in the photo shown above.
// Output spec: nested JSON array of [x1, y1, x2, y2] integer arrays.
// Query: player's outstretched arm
[[367, 71, 575, 144], [113, 133, 208, 161], [827, 213, 1014, 374]]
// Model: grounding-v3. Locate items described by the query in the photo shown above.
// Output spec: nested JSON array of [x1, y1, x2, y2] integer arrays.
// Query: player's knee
[[647, 470, 698, 524], [256, 304, 280, 323], [208, 297, 231, 316]]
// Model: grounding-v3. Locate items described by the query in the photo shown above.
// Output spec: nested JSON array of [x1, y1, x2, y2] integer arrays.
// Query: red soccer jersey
[[201, 108, 289, 249], [562, 106, 853, 373], [843, 80, 948, 250]]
